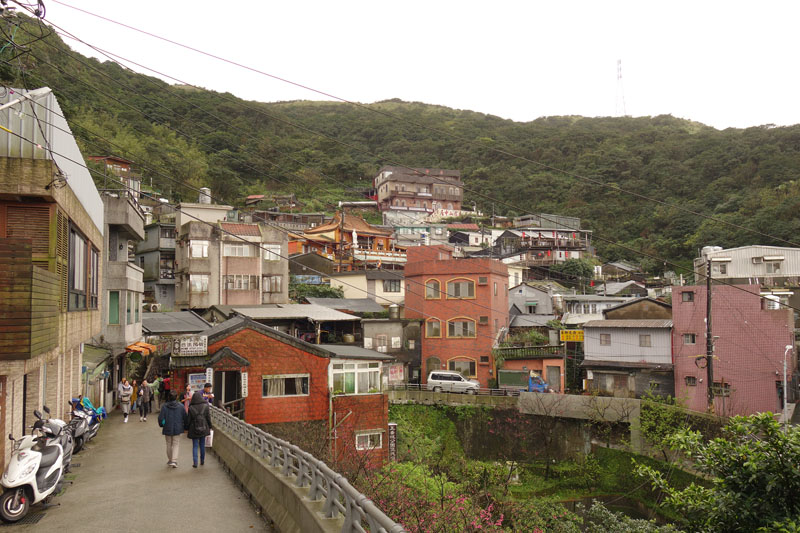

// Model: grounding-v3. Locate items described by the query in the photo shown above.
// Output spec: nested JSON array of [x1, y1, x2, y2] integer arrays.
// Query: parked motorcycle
[[65, 403, 89, 454], [39, 407, 73, 473], [70, 398, 101, 442], [0, 414, 65, 522]]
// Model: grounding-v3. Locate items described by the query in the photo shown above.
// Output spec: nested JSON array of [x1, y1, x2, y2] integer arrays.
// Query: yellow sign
[[560, 330, 584, 342]]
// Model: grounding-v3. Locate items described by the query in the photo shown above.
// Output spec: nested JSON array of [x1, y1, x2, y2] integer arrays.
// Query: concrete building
[[329, 270, 405, 308], [174, 221, 289, 310], [404, 245, 509, 388], [374, 166, 463, 212], [672, 284, 796, 416], [0, 88, 104, 469], [136, 222, 176, 310]]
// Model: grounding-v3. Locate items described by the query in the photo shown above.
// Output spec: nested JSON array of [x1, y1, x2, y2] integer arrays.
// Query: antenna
[[615, 59, 627, 116]]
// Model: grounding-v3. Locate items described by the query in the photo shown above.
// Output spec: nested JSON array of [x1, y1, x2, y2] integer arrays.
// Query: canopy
[[126, 342, 157, 356]]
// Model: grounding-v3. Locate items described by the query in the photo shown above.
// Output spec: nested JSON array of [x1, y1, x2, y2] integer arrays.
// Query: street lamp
[[784, 344, 793, 434]]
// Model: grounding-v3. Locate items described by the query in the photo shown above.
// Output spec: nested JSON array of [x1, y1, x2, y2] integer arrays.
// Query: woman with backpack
[[187, 391, 212, 468]]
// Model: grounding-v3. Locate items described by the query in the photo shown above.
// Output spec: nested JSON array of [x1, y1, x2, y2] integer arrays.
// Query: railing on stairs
[[209, 406, 404, 533], [221, 397, 245, 419]]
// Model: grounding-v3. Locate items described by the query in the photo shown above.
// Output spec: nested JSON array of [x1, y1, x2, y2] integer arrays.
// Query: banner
[[559, 329, 584, 342]]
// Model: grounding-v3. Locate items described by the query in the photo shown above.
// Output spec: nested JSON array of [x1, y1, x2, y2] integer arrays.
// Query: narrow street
[[7, 409, 270, 532]]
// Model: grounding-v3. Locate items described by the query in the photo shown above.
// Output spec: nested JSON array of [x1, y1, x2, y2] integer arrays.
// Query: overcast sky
[[39, 1, 800, 130]]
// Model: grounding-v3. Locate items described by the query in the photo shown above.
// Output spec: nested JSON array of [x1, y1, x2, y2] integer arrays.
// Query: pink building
[[672, 284, 795, 416]]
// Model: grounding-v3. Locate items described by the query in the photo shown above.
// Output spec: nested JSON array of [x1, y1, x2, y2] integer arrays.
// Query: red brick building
[[672, 284, 795, 416], [169, 317, 390, 465], [404, 246, 509, 387]]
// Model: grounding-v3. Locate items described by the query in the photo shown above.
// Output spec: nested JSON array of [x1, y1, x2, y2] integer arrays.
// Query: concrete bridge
[[12, 408, 403, 533]]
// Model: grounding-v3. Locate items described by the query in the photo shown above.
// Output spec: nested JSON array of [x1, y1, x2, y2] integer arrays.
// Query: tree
[[639, 392, 687, 461], [549, 258, 595, 283], [636, 413, 800, 532], [288, 280, 344, 302]]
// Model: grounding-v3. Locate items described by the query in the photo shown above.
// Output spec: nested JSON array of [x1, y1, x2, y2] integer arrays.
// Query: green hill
[[3, 15, 800, 272]]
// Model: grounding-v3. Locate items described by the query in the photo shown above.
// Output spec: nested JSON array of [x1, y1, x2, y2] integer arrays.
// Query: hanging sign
[[241, 372, 249, 398], [560, 330, 584, 342], [388, 423, 397, 462], [205, 367, 214, 385], [172, 335, 207, 356]]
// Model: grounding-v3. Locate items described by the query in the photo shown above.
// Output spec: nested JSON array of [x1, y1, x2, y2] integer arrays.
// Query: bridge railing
[[387, 383, 522, 396], [209, 406, 405, 533]]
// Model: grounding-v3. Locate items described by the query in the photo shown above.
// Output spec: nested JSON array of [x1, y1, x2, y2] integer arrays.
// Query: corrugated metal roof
[[142, 311, 210, 334], [305, 298, 385, 314], [583, 319, 673, 328], [319, 344, 395, 360], [220, 222, 261, 236], [234, 304, 360, 322]]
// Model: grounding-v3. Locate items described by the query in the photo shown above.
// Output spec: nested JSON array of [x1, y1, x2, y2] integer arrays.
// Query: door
[[546, 366, 561, 392]]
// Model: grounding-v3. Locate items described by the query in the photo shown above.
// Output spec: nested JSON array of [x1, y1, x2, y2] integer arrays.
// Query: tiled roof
[[446, 223, 480, 231], [305, 213, 392, 237], [583, 319, 673, 328], [220, 222, 261, 236]]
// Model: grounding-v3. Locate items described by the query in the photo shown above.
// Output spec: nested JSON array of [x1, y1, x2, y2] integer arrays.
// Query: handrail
[[209, 406, 405, 533], [387, 383, 522, 396], [221, 397, 245, 419]]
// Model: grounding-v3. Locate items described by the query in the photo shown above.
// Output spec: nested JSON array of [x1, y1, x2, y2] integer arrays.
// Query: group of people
[[116, 375, 213, 468]]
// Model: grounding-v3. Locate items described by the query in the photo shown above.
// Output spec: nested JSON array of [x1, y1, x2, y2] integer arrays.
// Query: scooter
[[38, 407, 73, 473], [0, 415, 65, 523], [65, 403, 89, 454], [71, 398, 100, 441]]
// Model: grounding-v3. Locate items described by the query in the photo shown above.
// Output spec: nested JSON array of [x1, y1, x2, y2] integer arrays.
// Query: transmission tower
[[615, 59, 627, 116]]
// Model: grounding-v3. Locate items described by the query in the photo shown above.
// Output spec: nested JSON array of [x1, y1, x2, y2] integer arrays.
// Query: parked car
[[427, 371, 480, 394]]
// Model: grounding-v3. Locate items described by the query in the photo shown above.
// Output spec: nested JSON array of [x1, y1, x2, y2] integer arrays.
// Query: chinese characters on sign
[[388, 423, 397, 462], [559, 329, 584, 342], [241, 372, 248, 398], [172, 335, 208, 356]]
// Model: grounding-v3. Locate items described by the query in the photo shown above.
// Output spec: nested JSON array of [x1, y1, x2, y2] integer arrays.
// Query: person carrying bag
[[187, 391, 212, 468]]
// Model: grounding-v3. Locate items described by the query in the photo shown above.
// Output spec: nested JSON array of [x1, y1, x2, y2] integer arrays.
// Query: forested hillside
[[3, 15, 800, 271]]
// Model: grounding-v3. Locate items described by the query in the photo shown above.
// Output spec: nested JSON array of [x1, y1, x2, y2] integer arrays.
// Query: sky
[[31, 0, 800, 130]]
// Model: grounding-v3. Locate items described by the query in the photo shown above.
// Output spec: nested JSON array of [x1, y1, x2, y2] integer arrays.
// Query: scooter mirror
[[43, 405, 51, 414], [33, 409, 42, 419], [7, 434, 12, 441]]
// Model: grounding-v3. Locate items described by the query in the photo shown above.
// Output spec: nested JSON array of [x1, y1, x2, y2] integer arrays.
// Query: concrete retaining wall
[[389, 389, 518, 408], [212, 424, 343, 533]]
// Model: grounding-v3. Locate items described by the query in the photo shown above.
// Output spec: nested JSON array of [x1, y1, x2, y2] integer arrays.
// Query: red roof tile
[[446, 223, 480, 231], [220, 222, 261, 237]]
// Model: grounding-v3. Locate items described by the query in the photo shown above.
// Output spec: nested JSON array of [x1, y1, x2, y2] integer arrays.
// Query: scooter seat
[[38, 445, 60, 469]]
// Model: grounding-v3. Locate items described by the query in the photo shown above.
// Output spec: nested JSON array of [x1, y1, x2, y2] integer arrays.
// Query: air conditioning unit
[[752, 257, 764, 264], [149, 303, 161, 312]]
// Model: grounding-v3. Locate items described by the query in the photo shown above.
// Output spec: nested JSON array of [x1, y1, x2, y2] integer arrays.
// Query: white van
[[426, 371, 480, 394]]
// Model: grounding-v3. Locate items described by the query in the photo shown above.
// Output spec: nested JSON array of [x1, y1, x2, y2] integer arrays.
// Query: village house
[[404, 245, 509, 388], [560, 294, 631, 327], [0, 88, 104, 468], [374, 166, 463, 212], [328, 270, 406, 308], [135, 220, 177, 310], [594, 280, 648, 298], [672, 284, 796, 417], [168, 316, 391, 466]]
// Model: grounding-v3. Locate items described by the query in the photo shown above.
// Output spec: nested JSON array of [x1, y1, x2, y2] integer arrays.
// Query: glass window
[[448, 359, 476, 377], [160, 227, 176, 239], [356, 432, 383, 451], [263, 244, 281, 261], [683, 333, 696, 345], [426, 319, 441, 338], [189, 240, 209, 258], [89, 248, 99, 309], [447, 319, 476, 338], [135, 293, 140, 323], [711, 381, 731, 397], [425, 279, 440, 299], [639, 334, 651, 347], [685, 376, 697, 387], [766, 261, 782, 274], [383, 279, 401, 293], [224, 274, 258, 290], [331, 362, 381, 395], [681, 291, 694, 302], [262, 374, 309, 397], [447, 279, 475, 299], [262, 275, 282, 293], [223, 243, 251, 257], [600, 333, 611, 346], [108, 291, 119, 325], [69, 227, 87, 310], [712, 262, 727, 275], [190, 274, 209, 293], [126, 291, 132, 325]]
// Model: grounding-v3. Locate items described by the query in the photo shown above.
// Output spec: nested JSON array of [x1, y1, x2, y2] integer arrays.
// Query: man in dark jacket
[[158, 392, 188, 468], [187, 391, 212, 468]]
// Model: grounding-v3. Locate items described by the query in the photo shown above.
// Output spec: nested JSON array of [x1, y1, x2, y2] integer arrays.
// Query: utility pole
[[706, 259, 714, 410]]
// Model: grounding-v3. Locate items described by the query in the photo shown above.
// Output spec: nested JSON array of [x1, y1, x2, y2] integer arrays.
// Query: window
[[426, 319, 441, 338], [68, 227, 87, 310], [712, 262, 727, 275], [711, 381, 731, 397], [225, 274, 258, 290], [223, 243, 251, 257], [683, 333, 697, 345], [356, 432, 383, 451], [766, 261, 782, 274], [135, 293, 140, 323], [108, 291, 119, 325], [681, 291, 694, 302], [447, 279, 475, 299], [160, 227, 176, 239], [383, 279, 401, 293], [89, 248, 99, 309], [425, 279, 441, 299], [126, 291, 132, 324], [262, 374, 309, 397], [599, 333, 611, 346], [158, 285, 168, 298], [189, 240, 209, 258], [448, 359, 476, 377], [262, 275, 282, 293], [332, 362, 380, 395], [478, 276, 488, 285], [685, 376, 697, 387], [639, 334, 652, 347], [263, 244, 281, 261], [480, 356, 489, 363], [590, 304, 597, 314], [493, 282, 497, 296], [447, 318, 476, 338], [189, 274, 209, 293], [138, 256, 145, 269], [479, 315, 489, 325]]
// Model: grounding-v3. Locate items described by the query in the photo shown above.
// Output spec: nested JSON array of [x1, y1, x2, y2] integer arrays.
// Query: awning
[[126, 342, 157, 356]]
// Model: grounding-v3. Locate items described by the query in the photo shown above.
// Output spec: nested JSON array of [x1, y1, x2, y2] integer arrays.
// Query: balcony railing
[[492, 345, 565, 360]]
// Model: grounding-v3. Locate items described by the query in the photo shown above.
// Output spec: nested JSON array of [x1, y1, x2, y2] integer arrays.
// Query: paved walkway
[[11, 407, 269, 532]]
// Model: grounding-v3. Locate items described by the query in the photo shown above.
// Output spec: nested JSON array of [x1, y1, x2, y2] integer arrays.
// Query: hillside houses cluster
[[0, 90, 797, 475]]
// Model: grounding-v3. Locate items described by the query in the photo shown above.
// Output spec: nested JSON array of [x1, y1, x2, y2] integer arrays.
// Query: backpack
[[158, 380, 165, 394], [193, 409, 209, 434]]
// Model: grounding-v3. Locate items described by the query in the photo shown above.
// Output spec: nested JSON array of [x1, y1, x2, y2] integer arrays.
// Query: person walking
[[158, 392, 187, 468], [182, 384, 193, 413], [130, 379, 139, 414], [187, 391, 212, 468], [138, 379, 152, 421], [118, 378, 133, 423]]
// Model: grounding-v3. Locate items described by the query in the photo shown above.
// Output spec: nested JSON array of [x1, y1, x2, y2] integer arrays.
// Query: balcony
[[0, 241, 59, 360], [352, 249, 407, 265], [103, 193, 145, 241], [493, 345, 564, 360], [106, 261, 144, 292]]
